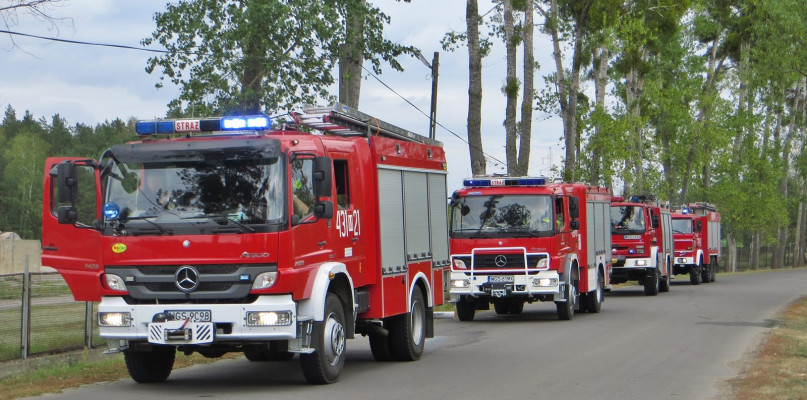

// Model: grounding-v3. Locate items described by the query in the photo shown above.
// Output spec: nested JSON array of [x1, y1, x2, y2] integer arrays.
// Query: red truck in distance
[[671, 203, 721, 284], [41, 104, 449, 384], [610, 196, 674, 295], [448, 178, 612, 321]]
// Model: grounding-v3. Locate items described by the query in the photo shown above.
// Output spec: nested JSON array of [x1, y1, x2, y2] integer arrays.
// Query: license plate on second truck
[[489, 275, 514, 283], [165, 310, 212, 322]]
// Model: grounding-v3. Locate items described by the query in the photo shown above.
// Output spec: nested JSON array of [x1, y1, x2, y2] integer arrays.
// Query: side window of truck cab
[[291, 159, 315, 220], [333, 159, 350, 209], [555, 197, 565, 230]]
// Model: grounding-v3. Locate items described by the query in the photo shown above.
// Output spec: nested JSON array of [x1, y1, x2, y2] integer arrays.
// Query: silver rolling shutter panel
[[428, 173, 449, 265], [378, 169, 406, 273], [403, 172, 430, 261]]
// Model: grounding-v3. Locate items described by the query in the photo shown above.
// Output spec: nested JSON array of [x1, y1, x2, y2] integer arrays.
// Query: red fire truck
[[610, 196, 674, 295], [41, 104, 449, 384], [447, 178, 612, 321], [671, 203, 721, 284]]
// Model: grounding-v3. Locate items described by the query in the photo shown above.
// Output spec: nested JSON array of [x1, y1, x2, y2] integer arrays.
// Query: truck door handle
[[352, 238, 359, 242], [317, 241, 327, 247]]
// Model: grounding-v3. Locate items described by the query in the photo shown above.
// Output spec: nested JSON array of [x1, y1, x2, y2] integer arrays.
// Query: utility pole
[[415, 51, 440, 139]]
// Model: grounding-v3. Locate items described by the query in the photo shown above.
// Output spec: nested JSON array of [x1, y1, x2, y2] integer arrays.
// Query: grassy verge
[[0, 350, 241, 399], [729, 295, 807, 399]]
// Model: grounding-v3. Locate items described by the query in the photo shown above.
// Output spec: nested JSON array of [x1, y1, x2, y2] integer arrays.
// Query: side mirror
[[57, 206, 78, 224], [568, 197, 579, 219], [651, 215, 660, 228], [57, 161, 78, 204], [314, 201, 334, 219], [313, 156, 332, 196], [696, 220, 703, 232], [570, 220, 580, 230]]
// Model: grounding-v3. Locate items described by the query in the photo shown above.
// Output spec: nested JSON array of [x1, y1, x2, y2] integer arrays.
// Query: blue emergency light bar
[[135, 115, 271, 135], [463, 177, 547, 187]]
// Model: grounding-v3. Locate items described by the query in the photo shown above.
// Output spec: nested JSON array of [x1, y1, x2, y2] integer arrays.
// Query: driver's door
[[41, 157, 104, 301]]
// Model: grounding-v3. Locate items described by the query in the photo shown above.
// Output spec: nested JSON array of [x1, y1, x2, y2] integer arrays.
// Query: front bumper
[[98, 295, 299, 345], [611, 256, 653, 269], [448, 270, 563, 301]]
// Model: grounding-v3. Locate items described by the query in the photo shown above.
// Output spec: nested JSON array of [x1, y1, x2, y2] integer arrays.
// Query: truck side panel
[[428, 173, 449, 306]]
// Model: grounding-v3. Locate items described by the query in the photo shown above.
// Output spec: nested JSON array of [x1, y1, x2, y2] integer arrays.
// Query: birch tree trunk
[[466, 0, 486, 175]]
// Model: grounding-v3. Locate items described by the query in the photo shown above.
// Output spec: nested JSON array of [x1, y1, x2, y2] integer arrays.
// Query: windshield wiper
[[118, 213, 170, 234], [182, 214, 256, 233]]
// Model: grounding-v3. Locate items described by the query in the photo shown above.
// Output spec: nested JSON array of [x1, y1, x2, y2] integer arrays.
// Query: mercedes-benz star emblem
[[175, 266, 200, 292], [494, 255, 508, 267]]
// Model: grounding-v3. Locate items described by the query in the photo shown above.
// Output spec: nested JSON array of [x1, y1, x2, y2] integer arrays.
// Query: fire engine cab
[[671, 203, 721, 284], [41, 104, 449, 384], [447, 178, 612, 321], [610, 196, 674, 295]]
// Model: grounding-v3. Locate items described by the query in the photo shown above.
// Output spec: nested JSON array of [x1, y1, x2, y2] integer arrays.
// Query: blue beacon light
[[103, 202, 121, 220]]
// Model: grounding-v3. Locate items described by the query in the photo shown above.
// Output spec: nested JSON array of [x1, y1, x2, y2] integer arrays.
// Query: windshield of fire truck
[[611, 205, 646, 233], [450, 194, 554, 237], [672, 218, 693, 234], [103, 158, 284, 228]]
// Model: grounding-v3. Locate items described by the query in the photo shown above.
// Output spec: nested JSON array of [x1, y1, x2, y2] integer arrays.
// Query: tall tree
[[143, 0, 410, 115]]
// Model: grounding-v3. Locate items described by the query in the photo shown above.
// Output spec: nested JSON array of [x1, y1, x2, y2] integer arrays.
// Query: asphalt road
[[30, 268, 807, 400]]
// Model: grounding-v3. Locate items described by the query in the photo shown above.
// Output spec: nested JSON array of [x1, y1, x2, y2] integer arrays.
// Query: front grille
[[454, 254, 546, 275], [106, 264, 276, 302]]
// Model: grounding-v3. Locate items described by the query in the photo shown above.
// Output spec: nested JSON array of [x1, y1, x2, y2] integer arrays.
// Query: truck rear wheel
[[659, 264, 670, 293], [508, 301, 524, 314], [389, 289, 426, 361], [244, 341, 294, 362], [300, 293, 346, 384], [369, 332, 394, 361], [455, 300, 476, 321], [585, 270, 604, 313], [710, 260, 718, 282], [124, 345, 176, 383], [494, 302, 509, 315], [644, 267, 660, 296]]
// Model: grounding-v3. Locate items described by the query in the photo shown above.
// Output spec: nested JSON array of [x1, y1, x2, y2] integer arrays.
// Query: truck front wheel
[[690, 264, 702, 285], [455, 299, 476, 321], [644, 267, 660, 296], [124, 345, 176, 383], [556, 278, 578, 320], [390, 288, 426, 361], [301, 293, 346, 384]]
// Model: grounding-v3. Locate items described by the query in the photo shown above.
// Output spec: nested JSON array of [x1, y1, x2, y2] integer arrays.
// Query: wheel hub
[[323, 313, 345, 366]]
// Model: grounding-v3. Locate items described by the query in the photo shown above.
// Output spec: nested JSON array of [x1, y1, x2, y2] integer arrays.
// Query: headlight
[[246, 311, 292, 326], [104, 274, 127, 291], [532, 277, 558, 287], [252, 272, 278, 289], [98, 312, 132, 327], [636, 260, 647, 266], [450, 279, 470, 288], [452, 259, 467, 270]]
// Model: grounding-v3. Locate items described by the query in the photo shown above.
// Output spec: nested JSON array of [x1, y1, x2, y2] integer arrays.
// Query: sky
[[0, 0, 567, 191]]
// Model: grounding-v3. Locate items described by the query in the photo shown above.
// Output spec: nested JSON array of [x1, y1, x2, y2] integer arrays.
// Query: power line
[[2, 27, 508, 170], [0, 29, 168, 53], [361, 64, 506, 169]]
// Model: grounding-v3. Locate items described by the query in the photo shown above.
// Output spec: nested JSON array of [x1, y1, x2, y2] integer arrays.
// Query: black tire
[[300, 293, 346, 384], [585, 270, 604, 313], [710, 260, 718, 282], [659, 259, 671, 293], [493, 302, 509, 315], [124, 346, 176, 383], [244, 342, 295, 361], [556, 275, 577, 320], [455, 300, 476, 321], [507, 301, 524, 314], [701, 259, 710, 283], [243, 346, 268, 361], [390, 289, 426, 361], [690, 264, 702, 285], [369, 331, 394, 361], [644, 267, 659, 296]]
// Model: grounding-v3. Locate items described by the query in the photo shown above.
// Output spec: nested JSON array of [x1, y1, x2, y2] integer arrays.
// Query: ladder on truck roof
[[294, 103, 442, 146]]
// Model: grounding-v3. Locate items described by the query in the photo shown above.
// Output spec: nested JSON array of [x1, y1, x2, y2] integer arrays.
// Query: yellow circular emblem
[[112, 243, 127, 254]]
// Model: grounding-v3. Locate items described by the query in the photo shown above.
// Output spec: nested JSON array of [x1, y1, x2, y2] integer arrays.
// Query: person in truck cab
[[142, 171, 175, 210]]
